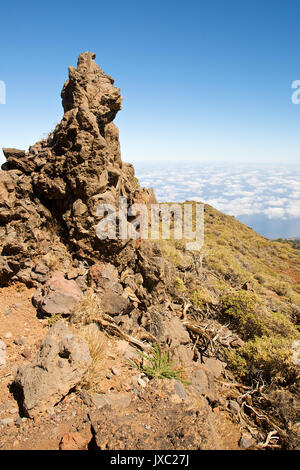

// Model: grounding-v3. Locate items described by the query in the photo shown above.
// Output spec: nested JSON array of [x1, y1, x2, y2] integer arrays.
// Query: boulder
[[161, 317, 190, 348], [100, 291, 129, 316], [147, 307, 191, 350], [33, 271, 82, 315], [14, 321, 91, 417], [200, 357, 226, 378]]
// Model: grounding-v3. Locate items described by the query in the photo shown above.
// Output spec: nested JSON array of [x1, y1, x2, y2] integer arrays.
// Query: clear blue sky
[[0, 0, 300, 166]]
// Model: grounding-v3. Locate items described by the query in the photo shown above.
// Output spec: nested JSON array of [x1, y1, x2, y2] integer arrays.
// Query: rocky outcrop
[[0, 52, 160, 302], [14, 321, 91, 417]]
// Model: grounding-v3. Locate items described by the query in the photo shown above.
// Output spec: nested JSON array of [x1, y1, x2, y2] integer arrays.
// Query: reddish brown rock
[[59, 432, 87, 450], [89, 263, 120, 292], [33, 271, 82, 315]]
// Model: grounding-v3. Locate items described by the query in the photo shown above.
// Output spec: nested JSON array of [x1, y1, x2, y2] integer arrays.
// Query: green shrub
[[47, 313, 63, 326], [267, 311, 298, 338], [224, 348, 248, 378], [132, 177, 140, 189], [174, 277, 186, 292], [273, 281, 290, 297], [220, 290, 266, 339], [190, 287, 212, 308], [226, 335, 297, 384]]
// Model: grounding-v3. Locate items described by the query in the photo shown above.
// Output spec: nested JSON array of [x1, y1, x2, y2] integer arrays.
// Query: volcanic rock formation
[[0, 52, 160, 303]]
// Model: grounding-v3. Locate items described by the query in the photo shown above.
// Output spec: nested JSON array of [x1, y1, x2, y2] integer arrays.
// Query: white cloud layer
[[135, 165, 300, 237]]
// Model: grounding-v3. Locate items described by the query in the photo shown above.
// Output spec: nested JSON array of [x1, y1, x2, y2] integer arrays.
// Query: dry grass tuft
[[70, 288, 103, 325], [70, 290, 108, 393], [79, 323, 107, 393]]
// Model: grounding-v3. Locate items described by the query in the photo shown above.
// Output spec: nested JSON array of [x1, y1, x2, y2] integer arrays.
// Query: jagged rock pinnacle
[[0, 53, 158, 290]]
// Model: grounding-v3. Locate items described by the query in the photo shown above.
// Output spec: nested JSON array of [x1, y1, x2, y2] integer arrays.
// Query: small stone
[[5, 308, 12, 316], [111, 367, 121, 377], [12, 303, 23, 309], [14, 336, 26, 346], [79, 389, 91, 406], [31, 272, 48, 283], [9, 408, 18, 414], [170, 393, 182, 404], [1, 417, 14, 426], [21, 349, 31, 359], [174, 381, 187, 399], [228, 400, 240, 414], [15, 417, 24, 427], [137, 377, 146, 388], [291, 340, 300, 366], [49, 426, 59, 438], [34, 263, 49, 275], [124, 345, 140, 362], [123, 382, 131, 391], [0, 341, 6, 367], [239, 433, 255, 449], [5, 332, 12, 339], [91, 392, 131, 410], [66, 268, 79, 280]]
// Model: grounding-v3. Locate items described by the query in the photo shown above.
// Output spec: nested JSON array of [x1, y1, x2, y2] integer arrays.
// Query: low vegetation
[[79, 323, 107, 393], [70, 289, 102, 325], [47, 312, 63, 326], [130, 343, 189, 384], [71, 290, 108, 393]]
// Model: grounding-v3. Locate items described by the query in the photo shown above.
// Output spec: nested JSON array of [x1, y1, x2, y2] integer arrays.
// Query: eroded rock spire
[[0, 52, 159, 293]]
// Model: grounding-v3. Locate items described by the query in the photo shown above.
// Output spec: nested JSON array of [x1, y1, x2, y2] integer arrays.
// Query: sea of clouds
[[135, 165, 300, 239]]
